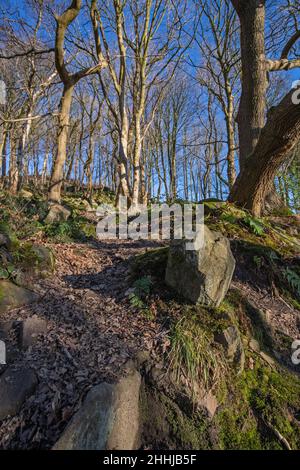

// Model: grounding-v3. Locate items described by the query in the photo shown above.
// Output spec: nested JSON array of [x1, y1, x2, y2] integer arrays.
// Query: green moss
[[0, 222, 19, 249], [218, 407, 262, 450], [161, 393, 210, 449], [130, 247, 169, 280], [43, 217, 96, 243], [218, 359, 300, 450], [141, 386, 211, 449], [205, 203, 299, 257]]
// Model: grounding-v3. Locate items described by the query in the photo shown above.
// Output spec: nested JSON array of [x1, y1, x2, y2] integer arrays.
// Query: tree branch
[[0, 48, 55, 59]]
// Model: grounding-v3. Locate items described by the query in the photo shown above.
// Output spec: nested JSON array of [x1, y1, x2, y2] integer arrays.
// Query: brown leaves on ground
[[0, 239, 165, 449]]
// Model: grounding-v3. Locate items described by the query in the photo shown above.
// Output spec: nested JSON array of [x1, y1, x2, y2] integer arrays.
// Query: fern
[[284, 268, 300, 296], [243, 216, 265, 236], [0, 264, 15, 280], [129, 276, 153, 310], [134, 276, 152, 297]]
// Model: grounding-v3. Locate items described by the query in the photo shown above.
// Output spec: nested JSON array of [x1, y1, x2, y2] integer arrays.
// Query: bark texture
[[231, 0, 267, 169], [229, 90, 300, 216]]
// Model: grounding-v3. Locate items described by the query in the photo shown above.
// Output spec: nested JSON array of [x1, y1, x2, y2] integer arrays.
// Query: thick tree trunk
[[49, 84, 74, 203], [229, 90, 300, 216], [231, 0, 267, 169]]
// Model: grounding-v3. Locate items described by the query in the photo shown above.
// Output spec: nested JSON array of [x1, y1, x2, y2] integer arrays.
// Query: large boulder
[[45, 204, 71, 224], [0, 280, 37, 314], [53, 368, 141, 450], [165, 226, 236, 307], [0, 367, 37, 420]]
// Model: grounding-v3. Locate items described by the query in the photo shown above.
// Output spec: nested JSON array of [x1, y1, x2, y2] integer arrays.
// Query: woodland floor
[[0, 238, 168, 449], [0, 234, 299, 449]]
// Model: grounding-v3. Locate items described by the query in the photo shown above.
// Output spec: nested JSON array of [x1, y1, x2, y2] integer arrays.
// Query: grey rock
[[0, 233, 9, 248], [0, 281, 37, 314], [165, 226, 235, 307], [135, 350, 150, 366], [45, 204, 71, 224], [53, 369, 141, 450], [0, 229, 15, 250], [215, 325, 245, 373], [0, 367, 37, 420], [260, 351, 275, 368], [249, 338, 260, 353], [198, 391, 218, 419], [30, 245, 55, 275], [19, 189, 33, 199], [0, 320, 14, 340], [20, 315, 47, 349]]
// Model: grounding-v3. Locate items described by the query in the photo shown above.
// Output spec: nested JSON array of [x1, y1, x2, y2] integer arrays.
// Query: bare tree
[[194, 0, 240, 188], [48, 0, 107, 204], [91, 0, 192, 207]]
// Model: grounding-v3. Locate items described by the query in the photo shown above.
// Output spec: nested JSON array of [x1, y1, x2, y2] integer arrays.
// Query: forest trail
[[0, 226, 299, 450], [0, 239, 165, 449]]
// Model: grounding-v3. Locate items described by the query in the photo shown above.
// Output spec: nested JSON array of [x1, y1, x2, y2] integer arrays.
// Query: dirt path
[[0, 239, 163, 449], [1, 236, 299, 449]]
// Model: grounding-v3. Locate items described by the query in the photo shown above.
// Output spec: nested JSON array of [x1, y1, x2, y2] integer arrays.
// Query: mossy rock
[[0, 223, 19, 250], [0, 280, 37, 314], [218, 359, 300, 450], [224, 288, 274, 351], [45, 204, 71, 224], [19, 189, 33, 199], [13, 243, 55, 278], [141, 385, 211, 450], [130, 247, 169, 280], [30, 245, 55, 275]]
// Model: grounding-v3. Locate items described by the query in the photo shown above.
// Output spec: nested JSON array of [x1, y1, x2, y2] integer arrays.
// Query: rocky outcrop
[[53, 368, 141, 450], [215, 325, 245, 373], [45, 204, 71, 224], [0, 281, 37, 315], [165, 226, 236, 307], [0, 367, 37, 420]]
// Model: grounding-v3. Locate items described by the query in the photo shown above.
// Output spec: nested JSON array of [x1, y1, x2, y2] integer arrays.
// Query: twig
[[265, 420, 292, 450]]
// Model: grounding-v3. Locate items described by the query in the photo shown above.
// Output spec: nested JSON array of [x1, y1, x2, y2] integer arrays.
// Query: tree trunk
[[132, 118, 142, 208], [118, 119, 131, 200], [85, 135, 94, 202], [42, 153, 49, 186], [9, 131, 18, 194], [49, 84, 74, 203], [0, 128, 7, 183], [225, 84, 237, 186], [229, 90, 300, 216], [231, 0, 267, 169]]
